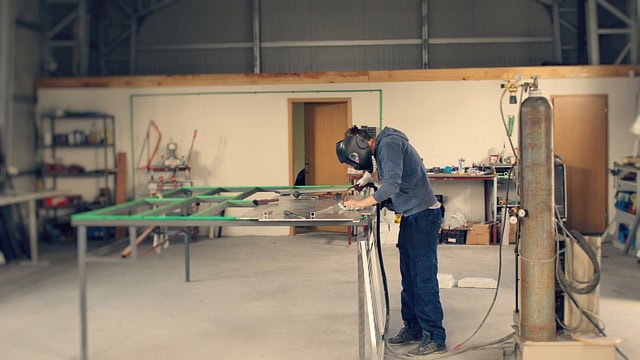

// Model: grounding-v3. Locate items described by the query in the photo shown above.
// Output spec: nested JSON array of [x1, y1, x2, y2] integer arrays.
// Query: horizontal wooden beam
[[36, 71, 370, 88], [369, 65, 640, 82], [36, 65, 639, 88]]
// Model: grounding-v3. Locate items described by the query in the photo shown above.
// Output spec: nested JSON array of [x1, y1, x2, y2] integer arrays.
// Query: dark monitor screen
[[555, 163, 567, 219]]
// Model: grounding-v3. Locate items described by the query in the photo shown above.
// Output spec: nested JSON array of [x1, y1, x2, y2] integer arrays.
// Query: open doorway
[[288, 98, 352, 234]]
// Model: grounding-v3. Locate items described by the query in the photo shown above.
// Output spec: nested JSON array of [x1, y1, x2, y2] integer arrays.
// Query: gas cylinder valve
[[517, 208, 528, 218]]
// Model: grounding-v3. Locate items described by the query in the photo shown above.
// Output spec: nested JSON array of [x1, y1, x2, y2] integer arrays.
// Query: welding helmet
[[336, 134, 373, 172]]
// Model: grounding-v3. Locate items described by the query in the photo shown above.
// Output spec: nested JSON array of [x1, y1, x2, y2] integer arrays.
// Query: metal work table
[[72, 185, 385, 360], [0, 190, 60, 265]]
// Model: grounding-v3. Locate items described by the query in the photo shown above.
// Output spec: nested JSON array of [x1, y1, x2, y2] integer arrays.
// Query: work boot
[[407, 337, 447, 356], [387, 327, 423, 345]]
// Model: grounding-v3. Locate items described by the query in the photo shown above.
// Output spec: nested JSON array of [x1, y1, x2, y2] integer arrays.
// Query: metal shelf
[[39, 112, 118, 243], [604, 162, 640, 258], [43, 144, 115, 149], [43, 170, 117, 178]]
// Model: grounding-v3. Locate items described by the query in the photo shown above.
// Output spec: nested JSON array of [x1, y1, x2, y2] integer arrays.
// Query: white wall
[[37, 75, 640, 234]]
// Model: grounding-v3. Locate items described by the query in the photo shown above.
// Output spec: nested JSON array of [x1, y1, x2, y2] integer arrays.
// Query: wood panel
[[114, 152, 127, 240], [552, 95, 608, 234]]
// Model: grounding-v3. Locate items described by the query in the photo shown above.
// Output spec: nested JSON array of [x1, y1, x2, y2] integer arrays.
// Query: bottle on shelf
[[89, 122, 98, 144]]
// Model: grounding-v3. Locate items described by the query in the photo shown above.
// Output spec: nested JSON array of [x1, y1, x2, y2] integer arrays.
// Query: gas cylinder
[[518, 80, 556, 342]]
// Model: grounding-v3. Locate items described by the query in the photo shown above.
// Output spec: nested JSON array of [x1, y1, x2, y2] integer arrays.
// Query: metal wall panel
[[262, 45, 420, 73], [137, 48, 254, 75], [429, 0, 552, 37], [11, 102, 37, 172], [261, 48, 313, 73], [138, 1, 252, 45], [363, 45, 422, 70], [261, 0, 420, 41], [121, 0, 618, 73], [11, 0, 39, 173], [136, 1, 253, 74], [260, 0, 422, 72], [260, 0, 312, 41], [14, 25, 40, 97], [16, 0, 39, 23], [429, 43, 555, 68]]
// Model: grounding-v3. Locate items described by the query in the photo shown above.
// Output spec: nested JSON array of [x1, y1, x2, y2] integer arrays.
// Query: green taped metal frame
[[72, 185, 353, 226], [72, 184, 384, 360]]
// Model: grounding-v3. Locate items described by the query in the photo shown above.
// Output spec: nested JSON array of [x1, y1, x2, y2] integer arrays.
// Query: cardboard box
[[466, 222, 492, 245], [509, 224, 517, 243], [495, 222, 517, 244]]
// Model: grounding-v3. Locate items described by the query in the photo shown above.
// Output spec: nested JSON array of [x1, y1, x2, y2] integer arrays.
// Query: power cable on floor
[[553, 207, 629, 360]]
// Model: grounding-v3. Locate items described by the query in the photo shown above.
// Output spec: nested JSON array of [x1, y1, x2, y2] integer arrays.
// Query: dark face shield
[[335, 135, 373, 172]]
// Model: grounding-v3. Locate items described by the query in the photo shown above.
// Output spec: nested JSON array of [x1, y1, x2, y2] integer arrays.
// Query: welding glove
[[355, 171, 375, 191]]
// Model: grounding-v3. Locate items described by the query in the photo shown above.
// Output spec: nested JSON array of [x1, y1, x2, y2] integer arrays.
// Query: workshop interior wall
[[37, 75, 639, 233]]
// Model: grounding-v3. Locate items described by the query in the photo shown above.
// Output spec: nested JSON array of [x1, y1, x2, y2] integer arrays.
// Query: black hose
[[374, 197, 392, 346], [554, 208, 628, 360]]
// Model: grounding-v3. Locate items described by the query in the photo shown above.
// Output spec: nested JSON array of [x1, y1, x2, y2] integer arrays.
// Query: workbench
[[0, 190, 60, 265], [428, 173, 498, 223], [71, 185, 385, 360]]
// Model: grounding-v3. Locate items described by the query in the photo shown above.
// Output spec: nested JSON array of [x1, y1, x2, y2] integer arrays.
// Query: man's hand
[[342, 195, 378, 210]]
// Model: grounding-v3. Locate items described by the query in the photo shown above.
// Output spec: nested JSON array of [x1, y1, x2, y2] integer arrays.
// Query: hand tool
[[252, 198, 279, 206], [291, 190, 340, 199]]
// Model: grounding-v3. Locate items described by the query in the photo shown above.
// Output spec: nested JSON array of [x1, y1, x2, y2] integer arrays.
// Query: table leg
[[28, 200, 38, 264], [78, 226, 88, 360], [184, 231, 190, 282], [19, 200, 49, 266], [128, 226, 137, 261], [358, 237, 365, 360]]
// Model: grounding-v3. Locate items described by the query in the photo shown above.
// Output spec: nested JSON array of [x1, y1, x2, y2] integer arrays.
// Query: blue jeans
[[397, 207, 446, 345]]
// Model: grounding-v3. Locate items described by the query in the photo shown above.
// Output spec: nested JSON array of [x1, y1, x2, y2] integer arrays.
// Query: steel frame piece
[[42, 0, 89, 76], [587, 0, 638, 64]]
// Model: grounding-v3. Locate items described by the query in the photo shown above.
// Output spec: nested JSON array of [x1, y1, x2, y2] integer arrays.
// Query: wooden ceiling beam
[[36, 65, 639, 88]]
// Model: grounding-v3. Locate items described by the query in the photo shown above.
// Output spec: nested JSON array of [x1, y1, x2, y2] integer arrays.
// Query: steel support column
[[0, 0, 15, 159], [43, 0, 89, 76], [252, 0, 261, 74], [551, 1, 563, 63], [98, 0, 179, 75], [586, 0, 638, 64], [421, 0, 429, 69]]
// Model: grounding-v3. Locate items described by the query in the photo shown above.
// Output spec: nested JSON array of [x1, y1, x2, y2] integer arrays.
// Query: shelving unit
[[490, 164, 519, 221], [39, 111, 117, 240], [603, 162, 639, 258]]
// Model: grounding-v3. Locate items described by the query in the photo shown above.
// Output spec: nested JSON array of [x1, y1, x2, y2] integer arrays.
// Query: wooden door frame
[[287, 98, 353, 185]]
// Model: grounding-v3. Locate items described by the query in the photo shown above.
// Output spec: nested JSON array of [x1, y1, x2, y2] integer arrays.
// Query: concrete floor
[[0, 232, 638, 360]]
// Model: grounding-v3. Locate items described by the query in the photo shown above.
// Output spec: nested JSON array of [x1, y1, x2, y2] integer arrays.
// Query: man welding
[[336, 126, 447, 356]]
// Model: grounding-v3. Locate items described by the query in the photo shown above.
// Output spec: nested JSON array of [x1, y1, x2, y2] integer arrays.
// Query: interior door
[[552, 95, 608, 234], [304, 102, 350, 186], [303, 101, 350, 232]]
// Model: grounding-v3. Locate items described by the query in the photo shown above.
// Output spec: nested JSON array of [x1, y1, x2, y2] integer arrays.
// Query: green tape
[[508, 115, 515, 137]]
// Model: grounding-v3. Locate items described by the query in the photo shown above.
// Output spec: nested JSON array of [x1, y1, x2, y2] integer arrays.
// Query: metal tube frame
[[73, 185, 381, 360]]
